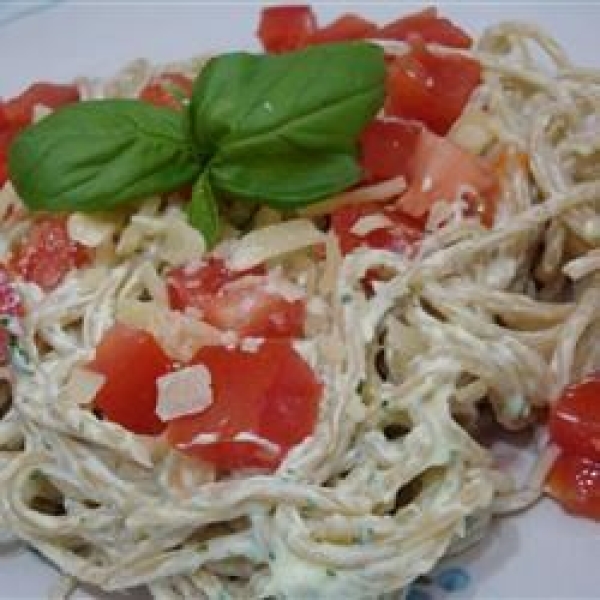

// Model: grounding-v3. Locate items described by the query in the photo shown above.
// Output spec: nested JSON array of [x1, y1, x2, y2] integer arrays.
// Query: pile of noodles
[[0, 21, 598, 600]]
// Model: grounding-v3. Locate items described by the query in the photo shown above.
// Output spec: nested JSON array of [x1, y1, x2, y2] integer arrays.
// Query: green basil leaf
[[187, 172, 219, 247], [8, 99, 201, 212], [190, 42, 385, 161], [211, 150, 360, 207]]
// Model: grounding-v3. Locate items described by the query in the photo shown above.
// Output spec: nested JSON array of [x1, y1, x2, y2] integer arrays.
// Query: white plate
[[1, 2, 599, 599]]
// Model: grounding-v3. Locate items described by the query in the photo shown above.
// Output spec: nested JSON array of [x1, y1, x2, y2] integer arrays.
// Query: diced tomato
[[307, 14, 377, 45], [385, 42, 481, 135], [167, 258, 305, 338], [204, 281, 305, 338], [166, 340, 321, 470], [168, 257, 264, 305], [88, 323, 174, 435], [0, 156, 8, 187], [0, 82, 79, 186], [139, 73, 193, 110], [546, 454, 600, 521], [397, 128, 498, 226], [0, 265, 23, 318], [359, 118, 421, 183], [378, 7, 472, 48], [9, 216, 91, 291], [331, 201, 423, 256], [0, 265, 23, 364], [549, 372, 600, 462], [257, 5, 318, 53], [0, 83, 79, 129], [0, 129, 16, 171]]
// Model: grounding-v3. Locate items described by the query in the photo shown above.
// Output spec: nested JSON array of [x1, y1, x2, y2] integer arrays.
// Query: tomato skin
[[89, 324, 173, 436], [257, 7, 471, 52], [139, 73, 193, 110], [359, 118, 421, 183], [307, 14, 377, 45], [1, 83, 79, 186], [258, 5, 318, 53], [546, 454, 600, 521], [9, 216, 91, 291], [0, 129, 18, 187], [398, 128, 498, 225], [167, 258, 305, 338], [549, 372, 600, 462], [331, 201, 423, 256], [166, 340, 321, 470], [385, 42, 481, 135], [378, 7, 472, 48], [1, 83, 80, 128]]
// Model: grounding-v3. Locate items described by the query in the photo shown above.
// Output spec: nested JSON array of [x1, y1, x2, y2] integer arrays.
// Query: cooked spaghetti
[[0, 15, 599, 600]]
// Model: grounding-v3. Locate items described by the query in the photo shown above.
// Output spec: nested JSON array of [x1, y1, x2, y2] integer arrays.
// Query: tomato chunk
[[0, 265, 22, 318], [0, 265, 23, 364], [307, 14, 377, 45], [10, 216, 91, 291], [331, 201, 423, 256], [139, 73, 193, 110], [166, 340, 321, 470], [257, 5, 317, 53], [89, 323, 173, 435], [168, 257, 264, 305], [546, 454, 600, 521], [378, 7, 472, 48], [1, 82, 79, 186], [397, 128, 498, 225], [1, 83, 80, 129], [549, 372, 600, 462], [359, 118, 421, 183], [385, 42, 481, 135], [167, 258, 305, 338], [0, 129, 18, 187]]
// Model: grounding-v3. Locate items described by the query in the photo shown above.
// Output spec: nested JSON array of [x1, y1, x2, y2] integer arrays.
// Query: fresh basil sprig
[[8, 100, 201, 212], [8, 42, 385, 246]]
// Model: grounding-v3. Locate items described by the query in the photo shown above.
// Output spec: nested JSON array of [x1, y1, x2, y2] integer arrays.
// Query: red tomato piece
[[546, 454, 600, 521], [378, 7, 472, 48], [257, 5, 318, 53], [0, 83, 80, 129], [9, 216, 91, 291], [0, 265, 23, 364], [0, 265, 23, 318], [549, 372, 600, 462], [307, 14, 378, 45], [204, 280, 305, 338], [139, 73, 193, 110], [359, 118, 421, 183], [88, 323, 173, 435], [167, 258, 305, 338], [397, 128, 498, 226], [168, 257, 264, 306], [0, 156, 8, 188], [331, 201, 423, 256], [385, 42, 481, 135], [166, 340, 321, 470], [0, 129, 17, 186], [0, 83, 79, 186]]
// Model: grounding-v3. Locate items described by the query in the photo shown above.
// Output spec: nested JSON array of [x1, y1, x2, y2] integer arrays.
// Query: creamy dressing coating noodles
[[0, 21, 599, 600]]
